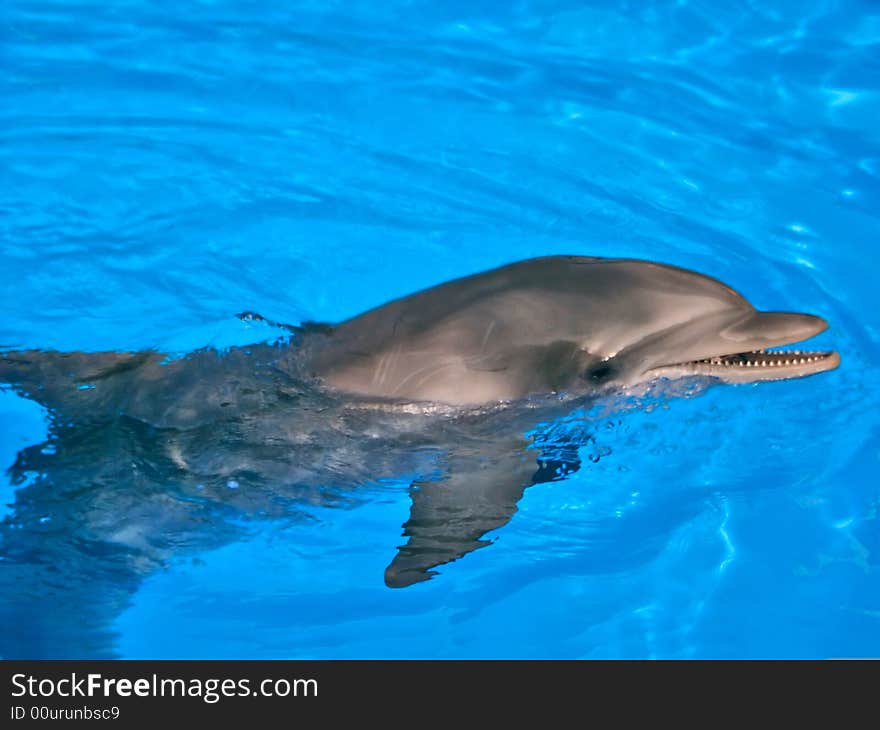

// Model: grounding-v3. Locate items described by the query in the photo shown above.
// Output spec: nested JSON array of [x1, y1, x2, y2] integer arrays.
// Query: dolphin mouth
[[642, 309, 840, 383], [653, 347, 840, 382], [691, 348, 835, 367]]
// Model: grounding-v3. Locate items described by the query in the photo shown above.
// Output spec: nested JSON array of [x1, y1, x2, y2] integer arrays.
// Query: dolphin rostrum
[[0, 256, 839, 657]]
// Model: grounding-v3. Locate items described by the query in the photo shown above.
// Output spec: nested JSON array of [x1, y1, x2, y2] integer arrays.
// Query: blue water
[[1, 0, 879, 658]]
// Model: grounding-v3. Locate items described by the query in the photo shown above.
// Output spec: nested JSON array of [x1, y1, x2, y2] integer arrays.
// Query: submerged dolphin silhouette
[[0, 256, 839, 656]]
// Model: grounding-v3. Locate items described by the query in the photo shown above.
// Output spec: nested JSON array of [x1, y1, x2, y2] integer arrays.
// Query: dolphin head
[[585, 307, 838, 388], [575, 266, 840, 390], [309, 256, 840, 405]]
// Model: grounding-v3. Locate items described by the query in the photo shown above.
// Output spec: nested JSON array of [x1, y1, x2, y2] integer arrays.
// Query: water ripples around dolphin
[[0, 0, 878, 658]]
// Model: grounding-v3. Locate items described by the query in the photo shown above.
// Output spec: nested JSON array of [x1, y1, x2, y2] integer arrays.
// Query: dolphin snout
[[722, 311, 828, 347]]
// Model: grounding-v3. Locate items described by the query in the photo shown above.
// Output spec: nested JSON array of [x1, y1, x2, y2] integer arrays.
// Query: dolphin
[[0, 255, 839, 657], [307, 255, 839, 404]]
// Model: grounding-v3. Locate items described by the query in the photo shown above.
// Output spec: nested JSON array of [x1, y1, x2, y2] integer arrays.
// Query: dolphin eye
[[586, 362, 614, 382]]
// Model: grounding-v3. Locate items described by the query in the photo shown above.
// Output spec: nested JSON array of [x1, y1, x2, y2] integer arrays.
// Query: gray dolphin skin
[[310, 255, 839, 403], [0, 255, 839, 657]]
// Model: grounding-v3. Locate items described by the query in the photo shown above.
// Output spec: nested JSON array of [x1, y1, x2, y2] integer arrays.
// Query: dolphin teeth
[[689, 349, 829, 371]]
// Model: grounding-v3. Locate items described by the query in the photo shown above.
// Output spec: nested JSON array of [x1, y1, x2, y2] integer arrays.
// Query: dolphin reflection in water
[[0, 256, 839, 657]]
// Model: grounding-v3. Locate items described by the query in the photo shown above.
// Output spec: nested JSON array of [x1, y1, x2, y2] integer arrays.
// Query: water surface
[[1, 0, 879, 658]]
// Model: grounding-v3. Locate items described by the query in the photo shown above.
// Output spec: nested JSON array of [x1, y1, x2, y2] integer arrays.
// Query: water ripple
[[1, 0, 879, 658]]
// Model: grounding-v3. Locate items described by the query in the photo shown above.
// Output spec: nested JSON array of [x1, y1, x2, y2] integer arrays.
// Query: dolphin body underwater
[[0, 255, 839, 657]]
